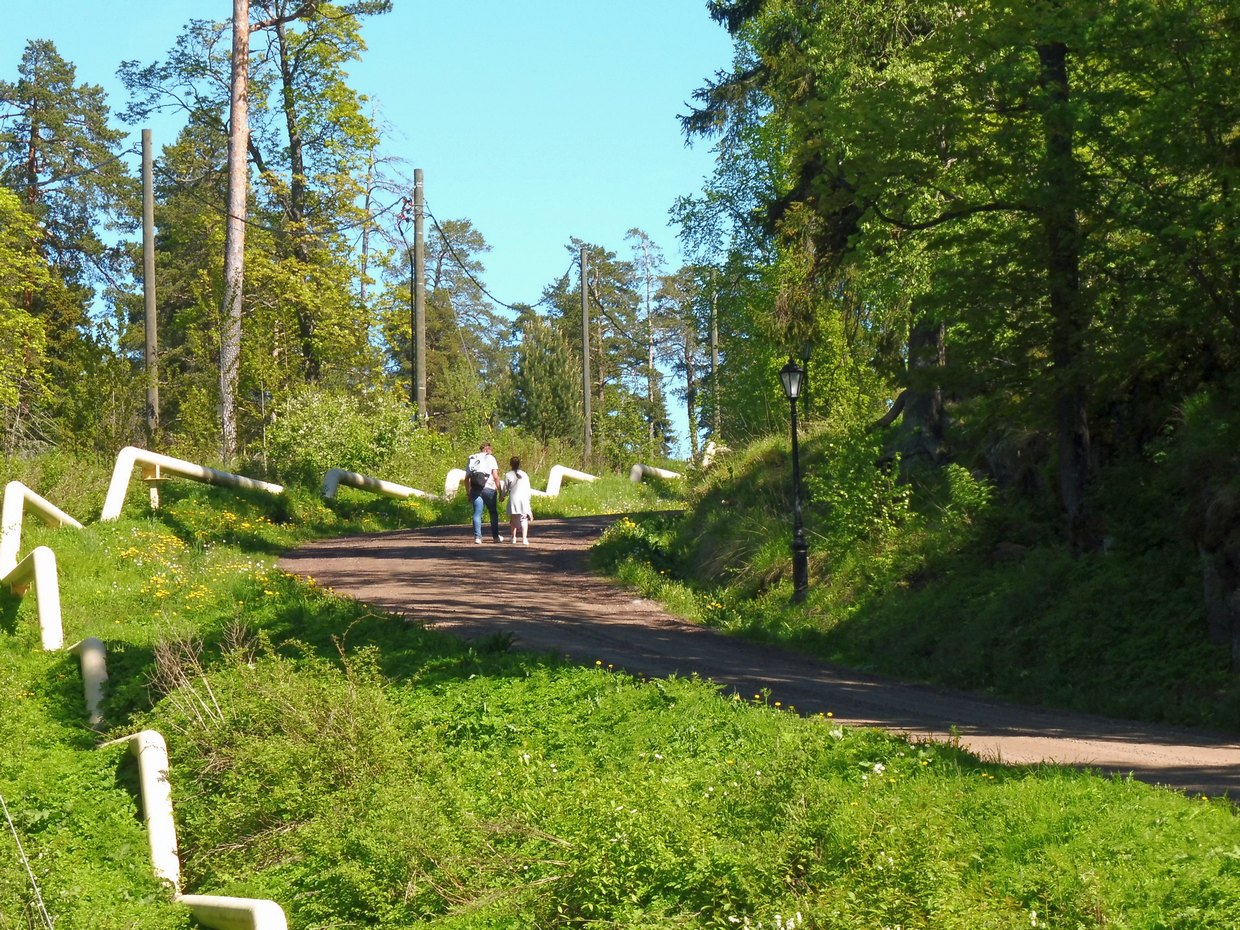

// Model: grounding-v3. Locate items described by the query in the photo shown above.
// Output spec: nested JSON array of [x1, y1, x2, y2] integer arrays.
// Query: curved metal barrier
[[628, 464, 682, 483], [176, 895, 288, 930], [101, 447, 284, 521], [0, 468, 288, 924], [444, 464, 599, 500], [103, 731, 181, 888], [322, 467, 437, 502], [698, 440, 727, 469], [1, 482, 85, 652], [2, 547, 64, 650], [1, 481, 83, 572], [443, 468, 467, 499], [69, 637, 108, 729], [541, 464, 598, 497], [103, 730, 288, 929]]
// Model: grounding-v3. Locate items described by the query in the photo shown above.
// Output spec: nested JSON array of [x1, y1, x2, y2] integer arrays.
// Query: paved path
[[279, 515, 1240, 797]]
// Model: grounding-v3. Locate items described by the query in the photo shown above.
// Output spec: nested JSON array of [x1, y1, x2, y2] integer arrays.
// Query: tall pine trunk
[[684, 323, 699, 462], [220, 0, 250, 464], [274, 19, 321, 381]]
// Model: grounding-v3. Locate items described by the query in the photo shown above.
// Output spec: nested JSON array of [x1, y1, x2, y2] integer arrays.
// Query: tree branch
[[871, 390, 907, 430], [250, 0, 322, 32], [868, 198, 1032, 231]]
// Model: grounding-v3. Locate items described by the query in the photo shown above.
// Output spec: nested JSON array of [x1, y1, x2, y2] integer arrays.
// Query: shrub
[[265, 388, 449, 487]]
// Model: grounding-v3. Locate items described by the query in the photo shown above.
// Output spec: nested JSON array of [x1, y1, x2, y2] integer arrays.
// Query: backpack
[[467, 455, 489, 494]]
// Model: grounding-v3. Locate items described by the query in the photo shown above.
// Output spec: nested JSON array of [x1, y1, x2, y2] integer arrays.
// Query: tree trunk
[[21, 101, 40, 314], [274, 19, 321, 381], [1038, 39, 1097, 552], [896, 312, 946, 473], [220, 0, 250, 465], [684, 324, 699, 462]]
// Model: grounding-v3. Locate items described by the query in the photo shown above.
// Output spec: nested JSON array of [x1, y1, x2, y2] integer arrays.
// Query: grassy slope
[[597, 428, 1240, 731], [1, 460, 1238, 928]]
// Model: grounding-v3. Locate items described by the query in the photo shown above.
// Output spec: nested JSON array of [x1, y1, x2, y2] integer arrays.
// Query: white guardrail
[[4, 457, 291, 923], [103, 730, 289, 930], [69, 636, 108, 729], [322, 467, 438, 502], [541, 464, 597, 497], [1, 481, 84, 571], [352, 464, 602, 501], [629, 464, 682, 483], [1, 481, 84, 651], [11, 448, 690, 924], [443, 468, 467, 499], [102, 447, 284, 521], [325, 460, 684, 505], [3, 546, 64, 651]]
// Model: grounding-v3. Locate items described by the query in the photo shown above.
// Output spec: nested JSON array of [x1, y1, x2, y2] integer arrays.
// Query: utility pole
[[141, 129, 159, 442], [413, 168, 427, 424], [710, 270, 720, 440], [581, 245, 592, 467]]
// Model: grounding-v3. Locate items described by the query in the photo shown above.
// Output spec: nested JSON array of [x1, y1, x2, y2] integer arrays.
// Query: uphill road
[[279, 514, 1240, 798]]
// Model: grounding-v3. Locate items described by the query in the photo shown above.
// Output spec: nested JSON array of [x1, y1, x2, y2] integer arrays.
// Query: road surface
[[278, 515, 1240, 797]]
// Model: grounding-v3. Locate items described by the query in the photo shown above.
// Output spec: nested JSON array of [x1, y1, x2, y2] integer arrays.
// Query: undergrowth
[[1, 449, 1238, 927], [593, 427, 1240, 731]]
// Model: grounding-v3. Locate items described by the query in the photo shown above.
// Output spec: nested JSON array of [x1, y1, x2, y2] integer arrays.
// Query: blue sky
[[2, 1, 735, 453]]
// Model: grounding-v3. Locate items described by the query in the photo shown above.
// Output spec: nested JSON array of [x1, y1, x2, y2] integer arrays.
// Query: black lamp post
[[780, 358, 809, 602]]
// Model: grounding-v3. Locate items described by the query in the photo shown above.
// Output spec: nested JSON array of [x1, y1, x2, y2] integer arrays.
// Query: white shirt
[[467, 451, 499, 491]]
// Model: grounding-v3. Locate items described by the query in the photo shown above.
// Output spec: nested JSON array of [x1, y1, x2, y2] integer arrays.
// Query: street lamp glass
[[779, 359, 803, 401]]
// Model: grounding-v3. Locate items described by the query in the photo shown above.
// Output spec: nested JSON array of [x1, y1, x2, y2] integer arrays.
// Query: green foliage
[[684, 0, 1240, 554], [5, 2, 1240, 921], [604, 424, 1240, 730], [503, 310, 583, 447], [0, 186, 50, 423], [2, 447, 1239, 928], [263, 386, 449, 487], [805, 431, 912, 553]]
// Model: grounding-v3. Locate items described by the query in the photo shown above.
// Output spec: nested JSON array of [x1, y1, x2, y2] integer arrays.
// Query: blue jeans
[[471, 488, 500, 540]]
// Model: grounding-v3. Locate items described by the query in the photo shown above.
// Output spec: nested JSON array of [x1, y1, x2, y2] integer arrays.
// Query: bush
[[265, 388, 450, 487]]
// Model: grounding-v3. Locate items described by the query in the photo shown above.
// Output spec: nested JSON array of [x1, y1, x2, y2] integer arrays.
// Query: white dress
[[503, 470, 533, 518]]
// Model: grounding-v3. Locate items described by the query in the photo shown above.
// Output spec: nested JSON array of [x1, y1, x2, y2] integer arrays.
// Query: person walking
[[465, 442, 502, 543], [502, 456, 534, 545]]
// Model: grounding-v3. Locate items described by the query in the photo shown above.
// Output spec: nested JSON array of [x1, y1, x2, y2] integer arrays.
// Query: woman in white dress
[[502, 456, 534, 545]]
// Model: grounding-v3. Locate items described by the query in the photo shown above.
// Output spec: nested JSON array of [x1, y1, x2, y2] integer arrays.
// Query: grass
[[593, 428, 1240, 732], [1, 452, 1238, 928]]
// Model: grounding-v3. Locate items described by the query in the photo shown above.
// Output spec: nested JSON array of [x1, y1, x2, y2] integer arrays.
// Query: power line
[[422, 201, 569, 314], [148, 159, 407, 238], [23, 145, 139, 190], [588, 278, 645, 350], [24, 146, 626, 331]]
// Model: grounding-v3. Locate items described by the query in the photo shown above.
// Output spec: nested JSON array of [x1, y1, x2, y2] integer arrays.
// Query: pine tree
[[0, 39, 134, 443]]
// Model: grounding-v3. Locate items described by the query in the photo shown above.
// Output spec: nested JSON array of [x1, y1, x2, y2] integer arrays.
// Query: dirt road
[[278, 515, 1240, 797]]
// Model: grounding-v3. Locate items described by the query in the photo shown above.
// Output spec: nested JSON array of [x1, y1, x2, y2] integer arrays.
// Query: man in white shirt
[[465, 441, 502, 543]]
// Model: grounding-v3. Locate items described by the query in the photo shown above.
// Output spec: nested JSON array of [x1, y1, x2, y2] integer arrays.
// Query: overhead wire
[[148, 159, 409, 239], [17, 142, 586, 319], [20, 145, 140, 190], [22, 144, 701, 361], [587, 277, 646, 351], [423, 201, 567, 314]]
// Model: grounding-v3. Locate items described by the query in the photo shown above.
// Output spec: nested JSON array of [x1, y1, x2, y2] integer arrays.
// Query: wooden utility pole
[[581, 245, 592, 467], [413, 168, 427, 424], [710, 270, 720, 439], [141, 129, 159, 441]]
